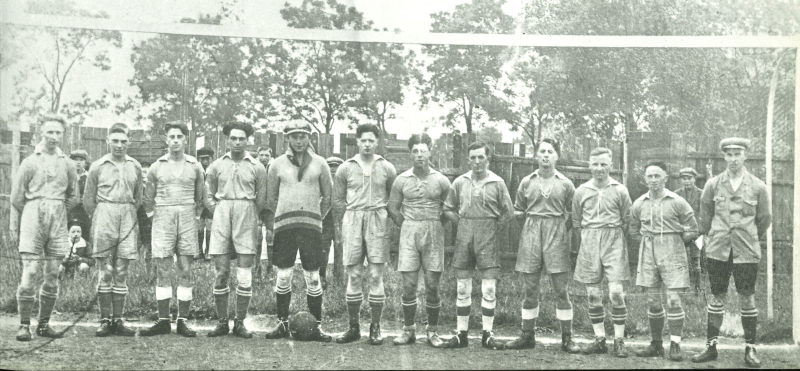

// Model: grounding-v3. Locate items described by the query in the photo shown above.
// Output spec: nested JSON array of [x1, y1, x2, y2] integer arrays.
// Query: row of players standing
[[10, 115, 770, 368]]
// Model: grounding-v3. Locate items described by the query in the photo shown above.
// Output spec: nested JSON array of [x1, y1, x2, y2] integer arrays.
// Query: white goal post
[[2, 10, 800, 346]]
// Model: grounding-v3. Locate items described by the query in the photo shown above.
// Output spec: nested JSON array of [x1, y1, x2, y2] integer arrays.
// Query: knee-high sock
[[275, 267, 292, 322], [368, 293, 385, 325], [236, 286, 252, 320], [177, 286, 193, 320], [481, 279, 496, 332], [156, 286, 171, 320], [667, 307, 685, 343], [648, 307, 665, 342], [402, 297, 417, 328], [426, 299, 441, 328], [556, 308, 573, 335], [112, 285, 128, 319], [346, 292, 362, 326], [97, 286, 113, 319], [304, 270, 323, 322], [522, 306, 539, 332], [38, 284, 59, 324], [456, 279, 472, 332], [741, 308, 758, 345], [706, 303, 724, 345], [611, 305, 627, 339], [213, 285, 230, 321], [17, 287, 35, 326], [588, 306, 606, 338]]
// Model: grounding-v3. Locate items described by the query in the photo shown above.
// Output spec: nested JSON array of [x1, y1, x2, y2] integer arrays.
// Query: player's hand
[[79, 263, 90, 272]]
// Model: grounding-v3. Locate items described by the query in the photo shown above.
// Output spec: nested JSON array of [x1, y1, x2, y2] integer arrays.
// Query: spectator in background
[[675, 167, 703, 291], [60, 219, 94, 279], [321, 156, 344, 288], [69, 149, 91, 242], [197, 147, 215, 260]]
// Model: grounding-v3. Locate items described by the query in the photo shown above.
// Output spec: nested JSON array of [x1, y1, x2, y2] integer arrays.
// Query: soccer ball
[[289, 311, 318, 341]]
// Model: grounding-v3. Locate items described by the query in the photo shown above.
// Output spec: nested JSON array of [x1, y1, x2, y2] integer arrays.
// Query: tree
[[476, 124, 503, 143], [278, 0, 372, 133], [349, 38, 421, 135], [9, 0, 122, 126], [420, 0, 516, 136]]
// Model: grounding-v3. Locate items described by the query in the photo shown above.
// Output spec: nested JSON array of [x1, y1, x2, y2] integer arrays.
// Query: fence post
[[792, 47, 800, 346]]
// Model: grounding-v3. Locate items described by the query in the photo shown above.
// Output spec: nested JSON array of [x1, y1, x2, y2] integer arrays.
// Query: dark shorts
[[707, 255, 758, 296], [274, 228, 324, 271]]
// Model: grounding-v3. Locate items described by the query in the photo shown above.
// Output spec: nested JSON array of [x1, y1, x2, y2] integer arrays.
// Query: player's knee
[[739, 293, 756, 308], [426, 288, 440, 305], [554, 287, 570, 305], [456, 278, 472, 299], [236, 267, 252, 289], [481, 280, 496, 302], [17, 285, 35, 297], [42, 270, 59, 286], [586, 287, 603, 305], [402, 281, 417, 298], [609, 285, 625, 306], [98, 270, 113, 286], [667, 295, 682, 310], [276, 267, 293, 289], [303, 269, 321, 292], [711, 294, 726, 306]]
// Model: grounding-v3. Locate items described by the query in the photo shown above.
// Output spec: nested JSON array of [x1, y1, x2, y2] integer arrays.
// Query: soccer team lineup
[[7, 114, 777, 369]]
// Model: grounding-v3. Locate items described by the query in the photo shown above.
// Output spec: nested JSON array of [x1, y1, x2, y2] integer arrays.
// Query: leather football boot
[[207, 320, 230, 337], [427, 330, 448, 348], [581, 337, 608, 355], [232, 319, 252, 339], [636, 341, 665, 358], [561, 334, 581, 354], [482, 331, 503, 350], [335, 324, 361, 344], [176, 319, 197, 338], [16, 325, 32, 342], [36, 323, 64, 339], [112, 319, 136, 337], [264, 320, 289, 339], [393, 327, 416, 345], [668, 341, 684, 362], [744, 345, 761, 368], [446, 331, 469, 348], [139, 319, 171, 336], [367, 323, 383, 345], [504, 330, 535, 350], [691, 344, 718, 363], [96, 319, 112, 337], [612, 338, 629, 358]]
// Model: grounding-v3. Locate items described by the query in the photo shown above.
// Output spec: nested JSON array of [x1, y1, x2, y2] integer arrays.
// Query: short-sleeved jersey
[[630, 190, 698, 238], [389, 167, 451, 221], [333, 155, 397, 211], [515, 169, 575, 218], [572, 178, 631, 229], [444, 170, 513, 221]]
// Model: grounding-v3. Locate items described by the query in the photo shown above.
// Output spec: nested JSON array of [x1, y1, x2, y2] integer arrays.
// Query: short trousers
[[152, 204, 199, 258], [18, 199, 70, 257], [273, 228, 324, 270], [342, 209, 390, 265], [516, 215, 570, 275], [453, 218, 500, 270], [635, 233, 690, 289], [210, 200, 258, 255], [397, 219, 445, 272], [92, 202, 139, 260], [707, 254, 758, 296], [573, 227, 630, 284]]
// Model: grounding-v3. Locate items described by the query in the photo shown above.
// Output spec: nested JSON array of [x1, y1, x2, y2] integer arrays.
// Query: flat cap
[[679, 167, 699, 178], [222, 122, 255, 137], [69, 149, 89, 162], [720, 137, 750, 151], [326, 156, 344, 166], [197, 147, 215, 158], [284, 121, 312, 136], [67, 218, 82, 229]]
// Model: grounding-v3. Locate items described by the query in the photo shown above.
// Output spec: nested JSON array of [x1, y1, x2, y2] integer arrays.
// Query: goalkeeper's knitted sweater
[[266, 147, 332, 234]]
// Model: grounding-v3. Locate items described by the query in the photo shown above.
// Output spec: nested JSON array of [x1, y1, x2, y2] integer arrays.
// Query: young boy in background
[[60, 219, 94, 278]]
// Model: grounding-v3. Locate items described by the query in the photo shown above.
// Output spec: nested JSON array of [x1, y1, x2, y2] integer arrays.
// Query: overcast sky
[[5, 0, 526, 140]]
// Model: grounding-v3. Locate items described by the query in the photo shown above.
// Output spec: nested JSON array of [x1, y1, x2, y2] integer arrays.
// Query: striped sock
[[667, 307, 685, 343], [156, 286, 171, 320], [111, 285, 128, 319], [706, 303, 724, 346], [213, 286, 230, 321], [556, 308, 573, 335], [97, 286, 113, 320], [177, 286, 193, 320], [368, 294, 385, 325], [611, 306, 627, 339], [741, 308, 758, 345], [588, 306, 605, 338], [402, 297, 417, 327], [522, 306, 539, 332], [425, 300, 441, 327], [38, 285, 59, 324], [307, 287, 323, 322], [648, 307, 666, 342], [456, 297, 471, 332], [346, 293, 363, 326], [235, 286, 252, 320], [482, 297, 496, 332]]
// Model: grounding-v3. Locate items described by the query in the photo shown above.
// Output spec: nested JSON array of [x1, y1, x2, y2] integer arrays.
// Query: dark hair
[[645, 160, 668, 173], [140, 161, 152, 167], [467, 141, 492, 157], [408, 133, 433, 151], [537, 138, 561, 157], [164, 121, 189, 136], [38, 113, 68, 130], [356, 123, 381, 139], [257, 146, 271, 154], [223, 122, 254, 137], [589, 147, 612, 158], [108, 123, 129, 136]]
